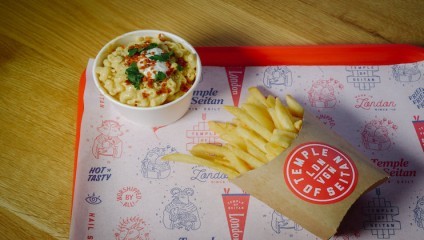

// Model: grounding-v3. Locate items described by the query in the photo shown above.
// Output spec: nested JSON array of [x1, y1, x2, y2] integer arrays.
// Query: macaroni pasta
[[96, 34, 197, 107]]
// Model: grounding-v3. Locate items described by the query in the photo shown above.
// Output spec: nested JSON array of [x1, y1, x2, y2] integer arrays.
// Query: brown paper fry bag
[[231, 110, 389, 240]]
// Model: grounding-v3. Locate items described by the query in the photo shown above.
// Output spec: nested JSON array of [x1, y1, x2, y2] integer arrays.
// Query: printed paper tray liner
[[73, 44, 424, 240]]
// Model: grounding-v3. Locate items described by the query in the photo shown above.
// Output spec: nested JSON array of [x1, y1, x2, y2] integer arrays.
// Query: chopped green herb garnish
[[128, 48, 139, 56], [149, 51, 173, 62], [155, 71, 167, 81], [125, 62, 144, 89], [177, 65, 184, 71], [128, 43, 159, 56], [144, 43, 158, 51]]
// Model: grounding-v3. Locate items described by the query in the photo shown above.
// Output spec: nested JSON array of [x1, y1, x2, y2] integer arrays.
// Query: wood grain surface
[[0, 0, 423, 239]]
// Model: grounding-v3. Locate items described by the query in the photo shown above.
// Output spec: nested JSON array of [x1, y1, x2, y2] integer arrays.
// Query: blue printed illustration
[[413, 195, 424, 230], [409, 87, 424, 109], [271, 210, 302, 233], [363, 188, 401, 239], [163, 187, 201, 231], [141, 145, 176, 179], [85, 193, 102, 205], [346, 66, 380, 90], [92, 120, 123, 159], [392, 63, 422, 82], [263, 66, 292, 88]]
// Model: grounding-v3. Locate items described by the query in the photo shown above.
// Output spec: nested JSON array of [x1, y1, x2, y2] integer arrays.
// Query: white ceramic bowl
[[93, 30, 202, 127]]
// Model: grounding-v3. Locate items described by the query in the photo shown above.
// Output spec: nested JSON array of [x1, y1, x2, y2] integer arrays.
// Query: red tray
[[73, 44, 424, 212]]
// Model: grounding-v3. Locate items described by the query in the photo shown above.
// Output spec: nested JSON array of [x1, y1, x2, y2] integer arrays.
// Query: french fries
[[241, 103, 275, 132], [286, 94, 304, 118], [162, 87, 304, 179], [224, 106, 273, 141]]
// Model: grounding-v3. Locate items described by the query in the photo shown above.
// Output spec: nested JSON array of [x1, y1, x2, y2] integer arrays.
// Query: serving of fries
[[162, 87, 304, 179]]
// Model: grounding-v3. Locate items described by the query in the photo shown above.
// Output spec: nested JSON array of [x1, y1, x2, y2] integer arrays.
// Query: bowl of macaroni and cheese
[[93, 30, 201, 126]]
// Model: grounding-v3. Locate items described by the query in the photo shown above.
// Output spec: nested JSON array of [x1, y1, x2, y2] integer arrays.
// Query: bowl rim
[[92, 30, 202, 111]]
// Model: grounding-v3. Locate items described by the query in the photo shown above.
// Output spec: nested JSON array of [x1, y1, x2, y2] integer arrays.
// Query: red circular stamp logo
[[116, 186, 142, 207], [284, 142, 358, 204]]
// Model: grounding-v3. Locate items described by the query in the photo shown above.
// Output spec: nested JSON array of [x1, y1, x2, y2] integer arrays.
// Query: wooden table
[[1, 0, 423, 239]]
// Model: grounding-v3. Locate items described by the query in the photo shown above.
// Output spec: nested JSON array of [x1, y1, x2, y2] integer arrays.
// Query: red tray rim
[[196, 44, 424, 66]]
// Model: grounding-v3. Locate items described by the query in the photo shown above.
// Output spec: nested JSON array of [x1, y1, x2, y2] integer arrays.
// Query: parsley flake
[[125, 62, 144, 89], [128, 48, 139, 56], [128, 43, 159, 57], [155, 71, 167, 82], [144, 43, 158, 51], [177, 65, 184, 71], [149, 51, 173, 62]]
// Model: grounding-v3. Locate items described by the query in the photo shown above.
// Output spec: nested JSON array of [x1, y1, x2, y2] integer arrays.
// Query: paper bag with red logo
[[230, 110, 388, 240]]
